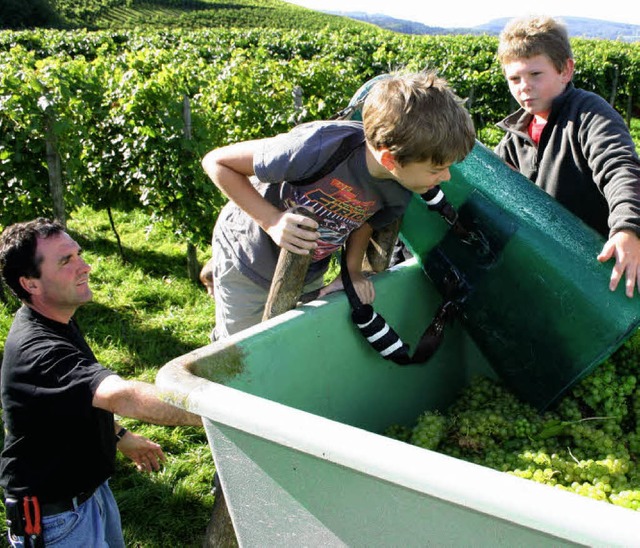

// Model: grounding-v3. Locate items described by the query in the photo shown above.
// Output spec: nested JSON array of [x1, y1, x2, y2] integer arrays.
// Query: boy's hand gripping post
[[262, 206, 319, 321]]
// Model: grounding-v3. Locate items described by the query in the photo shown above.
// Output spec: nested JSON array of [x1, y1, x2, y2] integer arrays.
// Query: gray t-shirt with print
[[213, 120, 412, 289]]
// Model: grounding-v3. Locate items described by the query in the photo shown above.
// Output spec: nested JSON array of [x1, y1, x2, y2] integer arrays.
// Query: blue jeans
[[8, 480, 125, 547]]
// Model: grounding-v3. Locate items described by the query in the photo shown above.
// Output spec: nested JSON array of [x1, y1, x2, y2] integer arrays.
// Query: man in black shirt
[[0, 218, 202, 547]]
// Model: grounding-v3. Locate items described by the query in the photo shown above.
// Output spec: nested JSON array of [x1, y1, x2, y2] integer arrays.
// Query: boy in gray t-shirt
[[202, 71, 476, 339]]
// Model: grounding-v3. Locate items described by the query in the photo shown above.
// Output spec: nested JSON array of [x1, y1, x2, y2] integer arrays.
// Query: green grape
[[610, 490, 640, 511], [410, 410, 447, 450], [612, 329, 640, 377], [628, 431, 640, 457], [383, 423, 412, 443], [383, 332, 640, 511]]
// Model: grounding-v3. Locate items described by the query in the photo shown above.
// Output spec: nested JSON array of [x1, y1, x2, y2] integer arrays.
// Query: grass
[[0, 205, 217, 547]]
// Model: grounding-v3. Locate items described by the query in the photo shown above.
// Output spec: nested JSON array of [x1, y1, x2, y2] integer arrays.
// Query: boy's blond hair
[[362, 71, 475, 167], [497, 15, 573, 73]]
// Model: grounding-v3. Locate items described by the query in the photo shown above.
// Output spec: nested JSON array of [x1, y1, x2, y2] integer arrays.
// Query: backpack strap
[[287, 132, 365, 186], [421, 186, 492, 257], [340, 246, 466, 366], [341, 187, 490, 366]]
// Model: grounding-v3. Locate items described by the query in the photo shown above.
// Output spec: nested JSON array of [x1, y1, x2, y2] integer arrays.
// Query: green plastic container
[[156, 142, 640, 545], [157, 260, 640, 546], [401, 142, 639, 410]]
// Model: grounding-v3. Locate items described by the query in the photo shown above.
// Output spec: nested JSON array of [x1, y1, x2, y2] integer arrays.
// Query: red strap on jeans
[[22, 496, 42, 537]]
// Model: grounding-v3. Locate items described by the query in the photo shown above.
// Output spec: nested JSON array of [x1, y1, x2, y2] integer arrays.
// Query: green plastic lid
[[401, 142, 640, 410]]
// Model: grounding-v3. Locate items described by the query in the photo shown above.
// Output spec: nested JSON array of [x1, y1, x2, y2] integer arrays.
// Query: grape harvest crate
[[156, 143, 640, 546]]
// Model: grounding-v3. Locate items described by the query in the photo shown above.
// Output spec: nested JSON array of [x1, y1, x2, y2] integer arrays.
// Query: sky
[[285, 0, 640, 29]]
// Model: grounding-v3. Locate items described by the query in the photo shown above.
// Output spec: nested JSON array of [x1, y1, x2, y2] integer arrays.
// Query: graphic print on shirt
[[288, 178, 377, 261]]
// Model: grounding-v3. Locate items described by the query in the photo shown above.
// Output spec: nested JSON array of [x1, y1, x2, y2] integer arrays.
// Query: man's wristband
[[115, 427, 128, 442]]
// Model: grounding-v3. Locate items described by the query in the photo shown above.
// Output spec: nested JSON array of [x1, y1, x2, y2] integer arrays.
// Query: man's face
[[27, 232, 93, 315], [392, 159, 453, 195], [503, 54, 573, 120]]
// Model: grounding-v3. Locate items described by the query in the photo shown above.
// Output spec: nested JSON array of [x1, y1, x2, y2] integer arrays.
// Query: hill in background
[[332, 12, 640, 42], [476, 16, 640, 41], [0, 0, 369, 31], [4, 0, 638, 42]]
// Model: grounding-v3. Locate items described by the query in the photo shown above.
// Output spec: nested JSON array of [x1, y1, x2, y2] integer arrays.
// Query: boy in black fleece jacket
[[495, 15, 640, 298]]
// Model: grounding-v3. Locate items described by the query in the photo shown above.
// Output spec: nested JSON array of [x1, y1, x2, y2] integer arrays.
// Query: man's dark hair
[[0, 218, 65, 302]]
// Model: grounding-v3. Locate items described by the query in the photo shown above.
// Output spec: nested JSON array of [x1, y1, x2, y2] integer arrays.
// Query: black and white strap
[[340, 246, 460, 366]]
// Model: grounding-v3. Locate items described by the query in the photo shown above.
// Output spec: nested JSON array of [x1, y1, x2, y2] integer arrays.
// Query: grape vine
[[0, 26, 638, 258]]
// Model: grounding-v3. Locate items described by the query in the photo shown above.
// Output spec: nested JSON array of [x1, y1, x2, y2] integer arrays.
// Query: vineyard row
[[1, 26, 639, 248]]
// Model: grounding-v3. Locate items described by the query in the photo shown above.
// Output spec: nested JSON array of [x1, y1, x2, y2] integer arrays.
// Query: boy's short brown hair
[[362, 71, 475, 167], [497, 15, 573, 73]]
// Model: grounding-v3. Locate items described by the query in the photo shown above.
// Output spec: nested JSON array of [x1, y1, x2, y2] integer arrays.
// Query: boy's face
[[503, 54, 573, 120], [389, 159, 453, 195]]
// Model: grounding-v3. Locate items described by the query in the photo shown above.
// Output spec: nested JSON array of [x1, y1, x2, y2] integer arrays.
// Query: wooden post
[[0, 279, 7, 305], [182, 94, 192, 140], [203, 486, 238, 548], [609, 65, 619, 107], [262, 206, 317, 321], [292, 85, 304, 125], [182, 95, 200, 282], [362, 218, 403, 273], [44, 112, 66, 227], [186, 242, 199, 282]]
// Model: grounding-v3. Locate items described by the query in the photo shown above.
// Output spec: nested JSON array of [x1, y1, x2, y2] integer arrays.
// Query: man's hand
[[597, 229, 640, 298], [117, 430, 166, 473]]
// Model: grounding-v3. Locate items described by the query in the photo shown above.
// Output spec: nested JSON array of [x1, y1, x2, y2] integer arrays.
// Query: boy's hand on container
[[350, 272, 375, 304], [267, 210, 319, 255], [317, 277, 343, 299], [597, 229, 640, 298], [316, 272, 375, 304]]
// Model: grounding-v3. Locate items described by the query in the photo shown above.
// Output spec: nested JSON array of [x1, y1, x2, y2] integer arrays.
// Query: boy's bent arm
[[202, 142, 319, 254], [345, 223, 375, 304], [93, 374, 203, 426], [345, 222, 373, 273], [316, 223, 375, 303], [202, 141, 280, 229]]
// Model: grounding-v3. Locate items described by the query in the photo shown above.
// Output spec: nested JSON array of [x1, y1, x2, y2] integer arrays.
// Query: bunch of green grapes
[[383, 329, 640, 511], [383, 423, 412, 443], [409, 410, 448, 450], [628, 386, 640, 456], [570, 358, 636, 435]]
